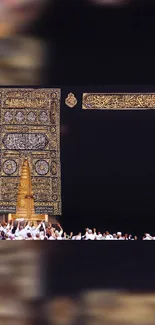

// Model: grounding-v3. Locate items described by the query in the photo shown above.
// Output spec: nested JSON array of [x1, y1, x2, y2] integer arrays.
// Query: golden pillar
[[8, 159, 48, 222]]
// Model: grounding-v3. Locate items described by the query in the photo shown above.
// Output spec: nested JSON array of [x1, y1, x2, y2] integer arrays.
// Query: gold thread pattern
[[82, 93, 155, 110], [0, 88, 61, 215]]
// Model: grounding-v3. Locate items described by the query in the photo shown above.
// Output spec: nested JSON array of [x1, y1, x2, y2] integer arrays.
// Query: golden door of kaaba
[[0, 88, 61, 216]]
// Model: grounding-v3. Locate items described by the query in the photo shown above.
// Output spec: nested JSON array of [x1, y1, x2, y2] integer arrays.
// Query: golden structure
[[8, 159, 48, 222]]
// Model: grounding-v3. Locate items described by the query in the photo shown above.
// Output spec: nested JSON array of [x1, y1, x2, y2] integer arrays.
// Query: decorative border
[[82, 93, 155, 110]]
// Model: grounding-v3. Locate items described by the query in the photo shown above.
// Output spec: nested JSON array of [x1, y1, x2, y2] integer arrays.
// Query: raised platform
[[0, 214, 58, 225], [8, 213, 49, 223]]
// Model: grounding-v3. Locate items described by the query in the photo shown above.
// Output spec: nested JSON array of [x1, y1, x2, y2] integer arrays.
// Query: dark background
[[33, 0, 155, 235], [60, 87, 155, 236]]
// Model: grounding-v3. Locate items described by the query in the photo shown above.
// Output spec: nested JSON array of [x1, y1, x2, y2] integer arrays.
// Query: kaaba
[[0, 88, 61, 217]]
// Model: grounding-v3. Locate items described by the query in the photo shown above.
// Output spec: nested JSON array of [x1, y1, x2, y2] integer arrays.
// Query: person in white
[[15, 222, 30, 239], [143, 233, 152, 240], [49, 233, 55, 240], [104, 231, 113, 240], [25, 232, 33, 240], [40, 234, 45, 240], [82, 228, 89, 240], [62, 232, 68, 240], [68, 232, 73, 240], [75, 232, 82, 240], [49, 223, 63, 240], [33, 233, 40, 240], [102, 233, 106, 240], [117, 232, 124, 240], [5, 221, 14, 238], [32, 221, 45, 239], [0, 223, 7, 234], [85, 229, 96, 240], [112, 233, 117, 240], [15, 236, 23, 240], [96, 232, 103, 240], [54, 230, 62, 240], [48, 222, 64, 240], [105, 234, 113, 240]]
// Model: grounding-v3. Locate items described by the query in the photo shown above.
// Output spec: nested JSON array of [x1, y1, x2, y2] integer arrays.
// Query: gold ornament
[[8, 159, 48, 222], [65, 93, 77, 108], [83, 93, 155, 110]]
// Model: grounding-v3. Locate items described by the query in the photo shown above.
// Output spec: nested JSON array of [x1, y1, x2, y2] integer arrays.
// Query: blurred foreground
[[0, 242, 42, 325], [0, 0, 155, 85], [0, 0, 49, 85], [47, 291, 155, 325], [0, 243, 155, 324]]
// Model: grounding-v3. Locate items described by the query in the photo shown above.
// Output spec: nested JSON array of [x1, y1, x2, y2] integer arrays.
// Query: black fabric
[[27, 0, 155, 236], [60, 87, 155, 236]]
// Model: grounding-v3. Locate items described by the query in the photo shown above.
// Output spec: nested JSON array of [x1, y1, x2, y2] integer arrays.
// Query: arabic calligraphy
[[2, 133, 49, 150], [82, 93, 155, 110]]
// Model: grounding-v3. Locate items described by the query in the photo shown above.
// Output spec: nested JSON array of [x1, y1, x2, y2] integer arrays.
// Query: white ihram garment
[[76, 235, 81, 240], [86, 234, 96, 240], [49, 236, 55, 240], [105, 235, 113, 240], [96, 234, 103, 240]]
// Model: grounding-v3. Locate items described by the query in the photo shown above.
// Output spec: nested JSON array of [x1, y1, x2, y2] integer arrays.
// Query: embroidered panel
[[82, 93, 155, 110], [0, 88, 61, 215]]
